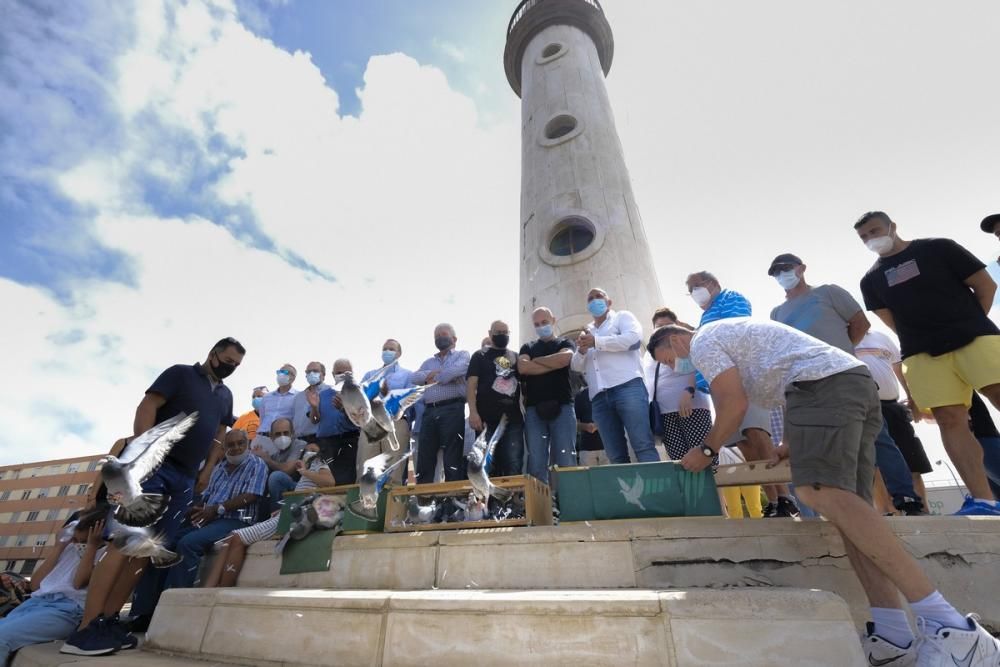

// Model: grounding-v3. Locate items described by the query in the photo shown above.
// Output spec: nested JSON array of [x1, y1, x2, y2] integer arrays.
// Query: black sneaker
[[762, 501, 777, 518], [108, 612, 139, 650], [124, 613, 152, 633], [60, 615, 120, 656], [895, 498, 928, 516], [773, 496, 800, 518]]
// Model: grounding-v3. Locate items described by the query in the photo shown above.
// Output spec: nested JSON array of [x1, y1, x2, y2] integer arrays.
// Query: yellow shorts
[[902, 336, 1000, 409]]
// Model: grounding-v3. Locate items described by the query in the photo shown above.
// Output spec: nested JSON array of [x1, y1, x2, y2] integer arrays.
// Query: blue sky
[[1, 0, 999, 485]]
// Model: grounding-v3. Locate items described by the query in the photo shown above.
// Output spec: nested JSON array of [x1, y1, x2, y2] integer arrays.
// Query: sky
[[1, 0, 999, 484]]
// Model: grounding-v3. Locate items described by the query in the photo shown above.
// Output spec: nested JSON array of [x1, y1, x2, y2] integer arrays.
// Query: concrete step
[[235, 515, 1000, 629], [144, 586, 866, 666], [11, 640, 224, 667]]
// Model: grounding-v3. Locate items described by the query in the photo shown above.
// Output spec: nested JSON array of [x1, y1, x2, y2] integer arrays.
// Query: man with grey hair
[[571, 288, 660, 464], [254, 363, 298, 451], [411, 324, 470, 483], [292, 361, 329, 444]]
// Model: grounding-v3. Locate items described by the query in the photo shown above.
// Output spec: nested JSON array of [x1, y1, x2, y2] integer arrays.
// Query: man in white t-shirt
[[855, 331, 933, 508], [648, 318, 1000, 667]]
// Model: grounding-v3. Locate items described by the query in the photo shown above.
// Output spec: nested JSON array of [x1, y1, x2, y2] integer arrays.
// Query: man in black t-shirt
[[517, 307, 577, 483], [466, 320, 524, 477], [855, 212, 1000, 515]]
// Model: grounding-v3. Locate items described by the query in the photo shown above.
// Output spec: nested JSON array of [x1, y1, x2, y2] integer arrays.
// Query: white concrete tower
[[504, 0, 663, 342]]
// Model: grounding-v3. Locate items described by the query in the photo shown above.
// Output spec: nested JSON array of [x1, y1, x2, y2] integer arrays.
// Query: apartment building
[[0, 454, 104, 576]]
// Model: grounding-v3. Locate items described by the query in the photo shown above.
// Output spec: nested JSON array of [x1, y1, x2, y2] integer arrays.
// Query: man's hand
[[904, 397, 924, 423], [577, 333, 595, 353], [678, 391, 693, 418], [469, 412, 483, 432], [333, 394, 343, 410], [424, 370, 439, 384], [86, 520, 105, 548], [680, 447, 712, 472], [583, 423, 598, 434], [306, 390, 320, 409], [189, 505, 218, 526], [767, 443, 790, 468]]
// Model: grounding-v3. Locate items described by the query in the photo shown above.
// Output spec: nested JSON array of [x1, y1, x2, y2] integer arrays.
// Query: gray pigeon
[[347, 451, 412, 521], [101, 412, 199, 527], [107, 516, 181, 568], [369, 398, 399, 451], [467, 414, 513, 503], [338, 373, 373, 430], [405, 496, 439, 524]]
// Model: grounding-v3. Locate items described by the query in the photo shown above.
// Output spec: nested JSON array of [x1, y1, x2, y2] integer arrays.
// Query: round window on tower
[[538, 215, 605, 267], [549, 219, 594, 257], [540, 113, 583, 146], [536, 42, 567, 65]]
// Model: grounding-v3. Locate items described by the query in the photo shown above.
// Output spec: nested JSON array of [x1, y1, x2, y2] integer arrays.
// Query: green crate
[[554, 461, 723, 522], [341, 486, 388, 534]]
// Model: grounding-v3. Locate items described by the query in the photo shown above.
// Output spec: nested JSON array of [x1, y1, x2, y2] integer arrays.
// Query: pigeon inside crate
[[384, 475, 553, 532]]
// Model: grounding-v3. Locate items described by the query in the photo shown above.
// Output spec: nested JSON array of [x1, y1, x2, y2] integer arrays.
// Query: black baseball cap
[[981, 214, 1000, 233], [767, 253, 803, 276]]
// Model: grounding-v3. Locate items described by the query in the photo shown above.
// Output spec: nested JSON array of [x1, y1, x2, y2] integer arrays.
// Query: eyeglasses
[[275, 369, 291, 375]]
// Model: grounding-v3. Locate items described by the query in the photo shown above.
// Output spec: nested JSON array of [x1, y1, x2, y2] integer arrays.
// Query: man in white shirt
[[571, 288, 660, 463], [855, 331, 933, 510], [651, 319, 1000, 667]]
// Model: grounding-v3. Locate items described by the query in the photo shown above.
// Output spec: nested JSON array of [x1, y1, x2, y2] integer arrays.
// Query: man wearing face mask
[[233, 386, 268, 444], [254, 364, 298, 451], [571, 288, 660, 464], [412, 324, 471, 484], [358, 340, 414, 482], [518, 307, 577, 483], [252, 417, 307, 513], [158, 429, 267, 598], [468, 321, 525, 477], [856, 211, 1000, 516], [126, 337, 244, 632], [292, 362, 328, 445], [686, 272, 798, 517], [313, 359, 361, 485], [768, 253, 925, 516]]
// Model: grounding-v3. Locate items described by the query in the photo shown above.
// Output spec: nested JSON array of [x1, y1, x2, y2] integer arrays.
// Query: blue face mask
[[251, 396, 263, 410], [587, 298, 608, 318], [381, 350, 398, 365], [674, 357, 696, 374], [535, 324, 554, 339]]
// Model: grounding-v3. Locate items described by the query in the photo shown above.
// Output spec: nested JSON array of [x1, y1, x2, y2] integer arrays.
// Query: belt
[[425, 397, 465, 409]]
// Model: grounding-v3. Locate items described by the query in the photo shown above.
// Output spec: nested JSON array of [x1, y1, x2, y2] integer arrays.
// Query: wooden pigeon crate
[[384, 474, 552, 533], [281, 483, 387, 535]]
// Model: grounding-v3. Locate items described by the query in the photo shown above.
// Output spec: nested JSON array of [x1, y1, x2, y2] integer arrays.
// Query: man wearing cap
[[981, 213, 1000, 241], [981, 214, 1000, 317], [768, 253, 924, 515]]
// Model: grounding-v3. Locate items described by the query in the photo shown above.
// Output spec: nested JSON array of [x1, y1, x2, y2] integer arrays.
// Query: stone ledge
[[145, 587, 865, 667]]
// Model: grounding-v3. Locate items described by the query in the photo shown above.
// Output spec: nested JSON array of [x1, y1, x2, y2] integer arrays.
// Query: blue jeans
[[0, 593, 82, 661], [268, 470, 297, 513], [485, 418, 525, 478], [131, 460, 196, 617], [524, 404, 577, 483], [874, 421, 921, 507], [162, 517, 246, 593], [590, 378, 660, 464]]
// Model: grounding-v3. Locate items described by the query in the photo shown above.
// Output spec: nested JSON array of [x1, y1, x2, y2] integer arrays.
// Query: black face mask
[[491, 334, 509, 349], [434, 336, 453, 351], [211, 353, 238, 380]]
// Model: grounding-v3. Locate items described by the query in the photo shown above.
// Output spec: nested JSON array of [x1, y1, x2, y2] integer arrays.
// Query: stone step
[[11, 640, 225, 667], [235, 515, 1000, 630], [144, 587, 865, 666]]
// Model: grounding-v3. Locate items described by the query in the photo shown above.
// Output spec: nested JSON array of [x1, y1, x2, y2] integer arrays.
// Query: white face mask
[[865, 236, 894, 255], [273, 435, 292, 451], [775, 271, 801, 291], [305, 371, 322, 386], [690, 286, 713, 308], [276, 373, 292, 387], [226, 451, 248, 465]]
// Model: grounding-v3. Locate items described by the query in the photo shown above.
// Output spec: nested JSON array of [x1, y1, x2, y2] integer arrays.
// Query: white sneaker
[[916, 615, 1000, 667], [862, 622, 918, 667]]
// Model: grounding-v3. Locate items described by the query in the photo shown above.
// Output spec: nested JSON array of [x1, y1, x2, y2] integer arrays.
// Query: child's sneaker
[[60, 615, 120, 656]]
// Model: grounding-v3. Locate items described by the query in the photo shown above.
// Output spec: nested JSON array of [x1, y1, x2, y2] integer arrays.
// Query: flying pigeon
[[467, 415, 513, 503], [369, 398, 399, 451], [383, 384, 433, 421], [347, 451, 412, 521], [107, 516, 181, 568], [101, 412, 199, 527], [338, 373, 374, 430]]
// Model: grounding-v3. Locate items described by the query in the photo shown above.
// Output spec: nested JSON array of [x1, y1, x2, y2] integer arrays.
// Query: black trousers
[[317, 432, 359, 486], [417, 401, 467, 484]]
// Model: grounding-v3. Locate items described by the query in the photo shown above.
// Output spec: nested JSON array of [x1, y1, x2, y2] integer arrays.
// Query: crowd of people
[[2, 211, 1000, 665]]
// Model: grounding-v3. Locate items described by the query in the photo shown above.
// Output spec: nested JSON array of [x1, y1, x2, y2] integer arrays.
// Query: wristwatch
[[700, 445, 715, 458], [685, 386, 696, 396], [216, 504, 226, 517]]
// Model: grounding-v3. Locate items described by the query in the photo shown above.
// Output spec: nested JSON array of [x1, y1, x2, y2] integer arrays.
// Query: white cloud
[[433, 38, 467, 63], [0, 0, 519, 464]]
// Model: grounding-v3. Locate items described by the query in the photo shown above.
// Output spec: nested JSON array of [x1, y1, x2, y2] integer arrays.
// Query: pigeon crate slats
[[279, 484, 388, 534], [384, 475, 553, 532]]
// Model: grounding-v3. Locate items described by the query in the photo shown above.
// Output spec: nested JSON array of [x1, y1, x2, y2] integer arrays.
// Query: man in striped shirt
[[159, 430, 268, 595]]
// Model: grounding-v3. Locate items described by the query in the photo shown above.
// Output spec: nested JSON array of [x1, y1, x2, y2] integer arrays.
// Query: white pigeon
[[101, 412, 199, 527], [107, 516, 181, 568], [347, 451, 412, 521], [618, 473, 646, 511], [467, 415, 513, 503], [369, 398, 400, 451]]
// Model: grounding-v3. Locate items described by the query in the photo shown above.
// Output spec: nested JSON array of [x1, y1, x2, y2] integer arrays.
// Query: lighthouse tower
[[504, 0, 664, 342]]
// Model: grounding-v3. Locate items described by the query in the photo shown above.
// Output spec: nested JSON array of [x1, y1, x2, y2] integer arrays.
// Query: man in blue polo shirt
[[123, 337, 244, 633]]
